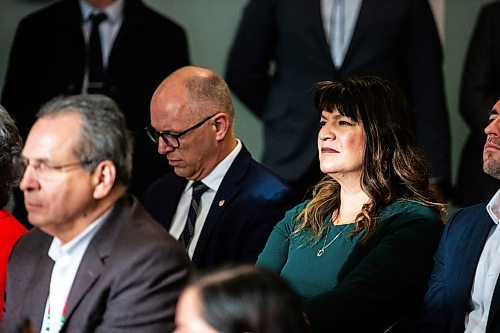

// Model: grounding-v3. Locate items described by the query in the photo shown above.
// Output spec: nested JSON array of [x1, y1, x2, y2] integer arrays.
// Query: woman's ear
[[92, 160, 117, 199]]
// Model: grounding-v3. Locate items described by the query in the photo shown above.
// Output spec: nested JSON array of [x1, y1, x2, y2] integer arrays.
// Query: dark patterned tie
[[179, 181, 209, 249], [87, 12, 107, 94]]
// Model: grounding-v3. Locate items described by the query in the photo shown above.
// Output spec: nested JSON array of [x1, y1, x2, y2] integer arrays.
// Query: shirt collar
[[80, 0, 124, 24], [486, 189, 500, 225], [185, 139, 242, 193], [48, 206, 114, 261]]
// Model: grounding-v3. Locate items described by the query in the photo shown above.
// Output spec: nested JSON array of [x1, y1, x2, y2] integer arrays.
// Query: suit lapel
[[341, 0, 376, 71], [164, 177, 189, 230], [62, 197, 131, 326], [452, 207, 493, 325], [61, 0, 86, 90], [24, 243, 54, 332], [63, 245, 105, 323], [191, 146, 252, 264], [108, 0, 145, 65], [310, 0, 335, 69]]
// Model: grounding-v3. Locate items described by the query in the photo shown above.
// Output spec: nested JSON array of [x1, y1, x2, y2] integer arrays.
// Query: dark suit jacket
[[1, 0, 189, 195], [226, 0, 450, 184], [454, 1, 500, 207], [142, 145, 297, 269], [1, 196, 191, 333], [418, 202, 500, 333]]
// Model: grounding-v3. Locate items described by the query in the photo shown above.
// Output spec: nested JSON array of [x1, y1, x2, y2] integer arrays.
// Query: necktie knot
[[192, 181, 209, 200], [90, 12, 107, 27]]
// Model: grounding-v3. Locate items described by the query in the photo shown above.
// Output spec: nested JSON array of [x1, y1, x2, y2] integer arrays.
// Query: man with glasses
[[1, 95, 190, 333], [142, 66, 297, 269]]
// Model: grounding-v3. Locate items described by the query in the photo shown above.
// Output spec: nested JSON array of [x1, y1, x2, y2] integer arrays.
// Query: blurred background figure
[[226, 0, 451, 202], [174, 265, 310, 333], [2, 0, 189, 225], [257, 77, 444, 332], [453, 0, 500, 207], [0, 105, 26, 320]]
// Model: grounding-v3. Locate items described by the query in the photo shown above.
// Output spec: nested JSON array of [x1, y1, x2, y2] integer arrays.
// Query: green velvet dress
[[257, 199, 443, 332], [257, 201, 362, 300]]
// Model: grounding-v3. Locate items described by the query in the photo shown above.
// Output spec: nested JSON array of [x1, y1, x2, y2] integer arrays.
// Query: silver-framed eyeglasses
[[15, 157, 94, 180], [144, 113, 217, 149]]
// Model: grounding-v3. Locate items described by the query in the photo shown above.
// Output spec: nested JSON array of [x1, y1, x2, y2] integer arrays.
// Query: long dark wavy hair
[[295, 76, 445, 244]]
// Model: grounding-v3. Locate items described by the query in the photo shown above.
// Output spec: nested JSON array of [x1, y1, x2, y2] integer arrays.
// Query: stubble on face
[[484, 100, 500, 180], [484, 148, 500, 179]]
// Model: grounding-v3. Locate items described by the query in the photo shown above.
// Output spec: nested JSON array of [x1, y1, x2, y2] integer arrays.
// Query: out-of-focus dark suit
[[418, 202, 500, 333], [226, 0, 450, 190], [142, 145, 297, 269], [1, 0, 189, 196], [454, 1, 500, 207], [1, 196, 190, 333]]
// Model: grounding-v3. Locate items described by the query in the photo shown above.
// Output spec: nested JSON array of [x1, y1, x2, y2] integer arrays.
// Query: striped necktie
[[179, 181, 209, 249]]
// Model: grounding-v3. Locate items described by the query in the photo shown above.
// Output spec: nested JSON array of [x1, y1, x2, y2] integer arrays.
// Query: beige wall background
[[0, 0, 493, 187]]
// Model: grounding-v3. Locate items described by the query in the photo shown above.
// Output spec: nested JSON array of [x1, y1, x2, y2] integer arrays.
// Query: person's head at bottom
[[174, 265, 310, 333]]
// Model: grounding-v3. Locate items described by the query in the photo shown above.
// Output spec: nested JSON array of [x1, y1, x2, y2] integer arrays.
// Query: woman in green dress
[[257, 76, 445, 332]]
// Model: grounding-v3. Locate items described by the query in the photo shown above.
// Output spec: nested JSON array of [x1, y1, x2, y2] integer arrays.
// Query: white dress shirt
[[79, 0, 124, 92], [465, 189, 500, 333], [320, 0, 362, 68], [40, 208, 112, 333], [169, 139, 242, 258]]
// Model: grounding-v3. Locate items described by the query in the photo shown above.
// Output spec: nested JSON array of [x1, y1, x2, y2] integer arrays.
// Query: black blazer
[[1, 196, 190, 333], [1, 0, 189, 195], [226, 0, 450, 184], [418, 202, 500, 333], [142, 145, 297, 269]]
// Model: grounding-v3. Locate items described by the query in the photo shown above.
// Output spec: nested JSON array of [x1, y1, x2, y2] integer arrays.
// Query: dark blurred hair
[[37, 94, 133, 187], [191, 265, 310, 333], [295, 76, 445, 243], [0, 105, 23, 208]]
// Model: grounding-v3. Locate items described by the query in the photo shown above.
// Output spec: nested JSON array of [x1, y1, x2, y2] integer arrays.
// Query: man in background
[[226, 0, 450, 201], [2, 0, 189, 224]]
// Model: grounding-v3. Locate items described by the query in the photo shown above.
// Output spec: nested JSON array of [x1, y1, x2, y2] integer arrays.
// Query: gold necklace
[[316, 224, 350, 257]]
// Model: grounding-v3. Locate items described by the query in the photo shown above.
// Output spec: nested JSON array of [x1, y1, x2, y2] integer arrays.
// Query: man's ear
[[212, 113, 230, 141], [92, 160, 117, 199]]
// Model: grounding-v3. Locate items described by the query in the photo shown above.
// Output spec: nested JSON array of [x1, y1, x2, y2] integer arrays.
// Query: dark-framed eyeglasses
[[15, 157, 95, 181], [144, 113, 217, 149]]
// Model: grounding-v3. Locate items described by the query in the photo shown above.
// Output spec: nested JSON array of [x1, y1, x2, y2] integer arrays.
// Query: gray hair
[[37, 95, 133, 187], [0, 105, 23, 208]]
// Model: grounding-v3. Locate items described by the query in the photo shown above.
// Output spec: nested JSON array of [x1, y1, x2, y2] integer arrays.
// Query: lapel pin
[[218, 199, 225, 207]]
